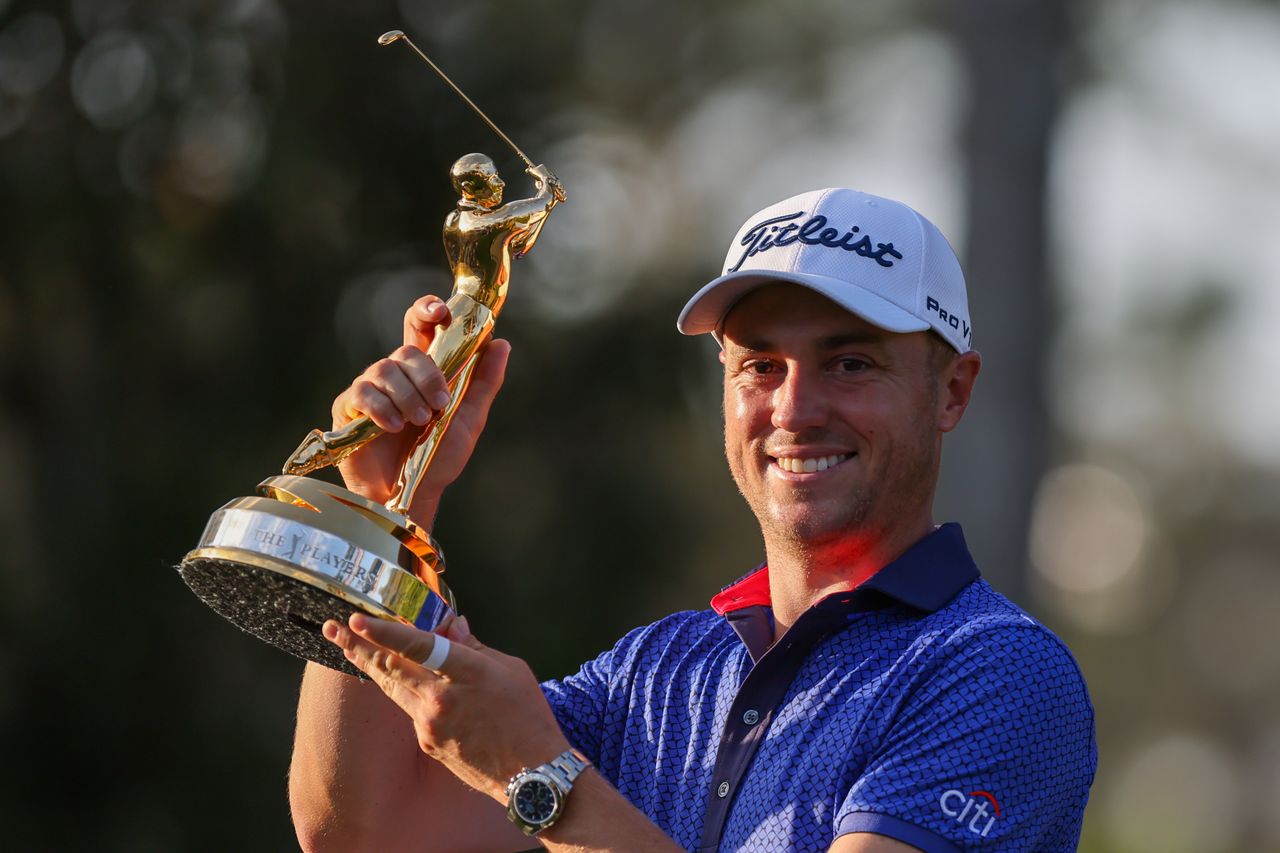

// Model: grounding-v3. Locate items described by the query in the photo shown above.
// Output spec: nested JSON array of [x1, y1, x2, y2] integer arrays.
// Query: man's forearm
[[291, 659, 531, 853], [537, 770, 683, 853], [289, 662, 426, 848], [316, 615, 683, 853]]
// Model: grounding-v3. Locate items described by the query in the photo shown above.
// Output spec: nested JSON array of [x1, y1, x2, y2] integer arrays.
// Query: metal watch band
[[505, 747, 593, 836], [545, 747, 591, 788]]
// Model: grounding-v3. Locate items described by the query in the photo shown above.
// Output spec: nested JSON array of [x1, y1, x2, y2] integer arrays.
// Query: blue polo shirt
[[541, 524, 1096, 851]]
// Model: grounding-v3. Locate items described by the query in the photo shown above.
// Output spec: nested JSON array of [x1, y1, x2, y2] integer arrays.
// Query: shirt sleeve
[[540, 642, 619, 766], [540, 618, 667, 767], [835, 620, 1097, 852]]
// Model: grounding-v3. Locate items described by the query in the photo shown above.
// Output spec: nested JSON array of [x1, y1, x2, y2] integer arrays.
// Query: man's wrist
[[505, 747, 592, 836], [406, 499, 439, 532], [337, 475, 441, 529]]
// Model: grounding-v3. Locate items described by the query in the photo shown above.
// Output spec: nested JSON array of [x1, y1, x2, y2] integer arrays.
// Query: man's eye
[[743, 361, 776, 375], [835, 357, 869, 372]]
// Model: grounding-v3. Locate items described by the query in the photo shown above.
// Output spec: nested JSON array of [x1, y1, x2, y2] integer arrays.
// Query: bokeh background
[[2, 0, 1278, 850]]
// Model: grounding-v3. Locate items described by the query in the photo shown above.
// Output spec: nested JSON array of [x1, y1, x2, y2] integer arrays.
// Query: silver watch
[[505, 748, 592, 836]]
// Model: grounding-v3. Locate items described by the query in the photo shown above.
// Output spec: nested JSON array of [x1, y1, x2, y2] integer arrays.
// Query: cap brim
[[676, 270, 930, 337]]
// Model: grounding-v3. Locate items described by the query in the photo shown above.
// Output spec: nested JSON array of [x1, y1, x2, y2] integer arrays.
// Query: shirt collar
[[711, 523, 980, 617]]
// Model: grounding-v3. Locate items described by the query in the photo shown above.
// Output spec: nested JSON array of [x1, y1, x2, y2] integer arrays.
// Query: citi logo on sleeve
[[726, 211, 904, 273], [939, 788, 1000, 837]]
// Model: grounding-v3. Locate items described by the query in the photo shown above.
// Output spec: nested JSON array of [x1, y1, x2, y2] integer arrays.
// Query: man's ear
[[938, 350, 981, 433]]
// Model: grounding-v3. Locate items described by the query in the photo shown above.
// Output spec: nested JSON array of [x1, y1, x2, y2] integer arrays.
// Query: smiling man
[[290, 188, 1097, 852]]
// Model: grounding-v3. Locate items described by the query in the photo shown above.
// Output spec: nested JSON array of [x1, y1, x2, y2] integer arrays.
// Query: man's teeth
[[774, 454, 850, 473]]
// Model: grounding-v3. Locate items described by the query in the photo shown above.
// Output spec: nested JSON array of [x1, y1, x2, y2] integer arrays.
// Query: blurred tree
[[0, 0, 1110, 848], [938, 0, 1070, 601]]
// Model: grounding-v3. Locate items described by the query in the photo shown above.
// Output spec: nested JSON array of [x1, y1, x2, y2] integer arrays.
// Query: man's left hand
[[528, 163, 566, 202], [322, 612, 572, 802]]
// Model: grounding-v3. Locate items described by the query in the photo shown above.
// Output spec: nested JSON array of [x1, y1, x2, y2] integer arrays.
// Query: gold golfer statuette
[[283, 149, 564, 511], [177, 30, 563, 676]]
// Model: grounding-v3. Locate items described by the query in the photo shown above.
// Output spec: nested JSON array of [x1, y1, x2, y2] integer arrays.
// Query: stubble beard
[[738, 414, 939, 563]]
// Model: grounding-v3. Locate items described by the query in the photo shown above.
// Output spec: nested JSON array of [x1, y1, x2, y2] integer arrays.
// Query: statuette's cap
[[677, 188, 972, 353]]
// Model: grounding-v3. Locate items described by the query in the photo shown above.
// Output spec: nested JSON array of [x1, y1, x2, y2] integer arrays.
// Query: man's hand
[[322, 613, 571, 802], [332, 294, 511, 525], [527, 163, 566, 203]]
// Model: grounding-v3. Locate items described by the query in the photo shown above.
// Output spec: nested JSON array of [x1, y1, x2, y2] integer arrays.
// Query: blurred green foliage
[[4, 1, 1280, 851]]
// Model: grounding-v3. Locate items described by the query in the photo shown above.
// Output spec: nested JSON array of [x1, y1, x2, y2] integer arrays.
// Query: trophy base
[[178, 475, 455, 676], [179, 556, 367, 677]]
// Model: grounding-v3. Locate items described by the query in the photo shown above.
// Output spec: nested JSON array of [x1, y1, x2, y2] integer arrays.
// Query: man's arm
[[830, 622, 1096, 851], [292, 292, 684, 851], [489, 164, 562, 256], [513, 165, 563, 254], [290, 653, 532, 852], [288, 295, 533, 852], [323, 612, 685, 853]]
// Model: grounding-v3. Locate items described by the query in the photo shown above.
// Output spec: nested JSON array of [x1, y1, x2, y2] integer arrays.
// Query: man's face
[[462, 167, 505, 209], [720, 283, 946, 552], [478, 169, 505, 208]]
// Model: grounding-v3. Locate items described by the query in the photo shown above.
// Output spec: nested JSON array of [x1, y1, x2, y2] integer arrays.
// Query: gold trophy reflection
[[283, 153, 564, 517]]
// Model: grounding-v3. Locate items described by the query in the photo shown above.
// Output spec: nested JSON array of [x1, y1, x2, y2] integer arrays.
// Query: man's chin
[[762, 506, 870, 548]]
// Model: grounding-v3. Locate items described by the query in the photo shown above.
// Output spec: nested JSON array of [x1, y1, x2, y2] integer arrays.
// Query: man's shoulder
[[541, 608, 734, 704], [933, 578, 1080, 655], [609, 607, 732, 659], [909, 579, 1093, 709], [829, 583, 1097, 853]]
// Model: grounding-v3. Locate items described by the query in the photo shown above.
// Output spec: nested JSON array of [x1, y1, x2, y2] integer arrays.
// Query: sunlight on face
[[719, 283, 943, 551]]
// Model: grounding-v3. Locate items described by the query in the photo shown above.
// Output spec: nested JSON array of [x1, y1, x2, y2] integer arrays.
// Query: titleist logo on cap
[[727, 211, 905, 274]]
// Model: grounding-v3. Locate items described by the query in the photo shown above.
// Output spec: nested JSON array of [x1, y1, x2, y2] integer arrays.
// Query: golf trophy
[[178, 30, 565, 676]]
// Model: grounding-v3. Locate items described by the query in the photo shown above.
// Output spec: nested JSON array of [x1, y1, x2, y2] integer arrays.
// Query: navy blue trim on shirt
[[857, 523, 981, 612], [720, 523, 979, 663], [723, 605, 775, 665], [837, 812, 965, 853], [699, 523, 981, 852]]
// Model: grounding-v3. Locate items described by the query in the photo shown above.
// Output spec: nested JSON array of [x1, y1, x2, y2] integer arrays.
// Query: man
[[289, 188, 1097, 852]]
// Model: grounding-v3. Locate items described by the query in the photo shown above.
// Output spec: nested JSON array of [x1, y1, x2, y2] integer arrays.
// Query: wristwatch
[[505, 747, 592, 836]]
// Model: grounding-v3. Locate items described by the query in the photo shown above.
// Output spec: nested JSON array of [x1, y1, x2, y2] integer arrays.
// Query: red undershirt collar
[[709, 523, 981, 617]]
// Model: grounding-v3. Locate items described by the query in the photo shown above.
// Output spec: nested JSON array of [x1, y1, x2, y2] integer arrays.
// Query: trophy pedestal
[[178, 475, 454, 677]]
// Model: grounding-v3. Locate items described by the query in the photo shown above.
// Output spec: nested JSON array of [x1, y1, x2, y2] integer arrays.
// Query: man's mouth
[[771, 453, 852, 474]]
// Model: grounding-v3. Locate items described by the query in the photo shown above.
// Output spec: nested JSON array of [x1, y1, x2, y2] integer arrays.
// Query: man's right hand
[[331, 294, 511, 527], [528, 163, 566, 202]]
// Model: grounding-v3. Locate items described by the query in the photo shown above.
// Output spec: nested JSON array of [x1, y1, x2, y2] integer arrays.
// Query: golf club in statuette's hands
[[177, 29, 565, 676]]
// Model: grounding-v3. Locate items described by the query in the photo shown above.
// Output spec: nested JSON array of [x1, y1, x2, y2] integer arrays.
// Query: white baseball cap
[[676, 188, 972, 353]]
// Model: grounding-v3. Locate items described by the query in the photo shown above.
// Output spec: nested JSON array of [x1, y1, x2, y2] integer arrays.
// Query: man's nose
[[771, 368, 827, 432]]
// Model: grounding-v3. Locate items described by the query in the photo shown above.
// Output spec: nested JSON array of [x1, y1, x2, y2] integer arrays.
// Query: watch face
[[513, 778, 559, 825]]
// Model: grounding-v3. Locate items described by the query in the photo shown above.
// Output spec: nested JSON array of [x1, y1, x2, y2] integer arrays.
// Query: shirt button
[[717, 781, 730, 798], [742, 709, 760, 726]]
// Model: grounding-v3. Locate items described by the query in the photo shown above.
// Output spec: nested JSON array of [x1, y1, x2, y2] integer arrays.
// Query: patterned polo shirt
[[541, 523, 1097, 851]]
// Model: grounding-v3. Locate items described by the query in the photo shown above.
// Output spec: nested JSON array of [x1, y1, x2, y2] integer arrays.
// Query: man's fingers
[[446, 339, 510, 439], [444, 614, 484, 650], [347, 612, 435, 663], [348, 612, 481, 679], [473, 338, 512, 391], [389, 346, 453, 419], [321, 618, 433, 702], [404, 295, 451, 349], [340, 378, 405, 432], [344, 368, 421, 432], [334, 350, 453, 432]]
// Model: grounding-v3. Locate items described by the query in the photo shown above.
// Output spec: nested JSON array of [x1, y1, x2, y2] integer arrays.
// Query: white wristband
[[420, 635, 451, 672]]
